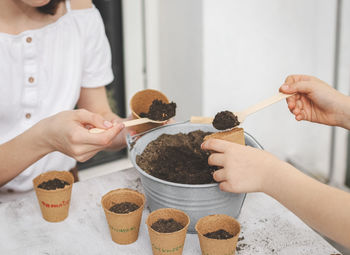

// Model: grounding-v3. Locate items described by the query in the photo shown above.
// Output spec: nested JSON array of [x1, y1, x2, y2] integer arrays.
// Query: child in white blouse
[[0, 0, 128, 190], [202, 75, 350, 248]]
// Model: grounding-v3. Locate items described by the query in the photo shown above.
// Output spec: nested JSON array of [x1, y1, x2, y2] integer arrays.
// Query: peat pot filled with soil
[[195, 214, 241, 255], [127, 122, 263, 233], [101, 188, 145, 245], [33, 171, 74, 222], [146, 208, 190, 255]]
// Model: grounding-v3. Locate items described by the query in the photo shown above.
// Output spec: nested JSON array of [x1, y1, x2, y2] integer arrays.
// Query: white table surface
[[0, 168, 341, 255]]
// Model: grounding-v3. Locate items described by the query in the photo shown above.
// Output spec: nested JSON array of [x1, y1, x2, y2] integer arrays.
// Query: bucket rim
[[127, 122, 263, 188]]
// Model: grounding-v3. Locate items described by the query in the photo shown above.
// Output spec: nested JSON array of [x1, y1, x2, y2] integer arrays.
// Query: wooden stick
[[236, 92, 294, 122], [88, 118, 164, 134], [190, 116, 214, 124], [189, 92, 294, 125]]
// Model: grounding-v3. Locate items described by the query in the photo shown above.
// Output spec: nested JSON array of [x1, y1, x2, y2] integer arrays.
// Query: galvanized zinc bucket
[[127, 122, 263, 233]]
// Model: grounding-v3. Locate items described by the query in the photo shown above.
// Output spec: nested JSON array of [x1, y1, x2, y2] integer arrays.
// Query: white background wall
[[202, 0, 336, 178], [123, 0, 350, 184]]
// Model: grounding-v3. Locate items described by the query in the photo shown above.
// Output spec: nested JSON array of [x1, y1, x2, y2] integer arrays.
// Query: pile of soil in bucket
[[38, 178, 70, 190], [151, 218, 184, 233], [204, 229, 234, 239], [213, 111, 240, 130], [109, 202, 139, 214], [136, 130, 217, 184], [139, 99, 176, 121]]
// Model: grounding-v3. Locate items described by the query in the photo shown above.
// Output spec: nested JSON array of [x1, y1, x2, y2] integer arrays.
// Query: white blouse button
[[25, 113, 31, 119], [26, 37, 32, 43], [28, 77, 35, 83]]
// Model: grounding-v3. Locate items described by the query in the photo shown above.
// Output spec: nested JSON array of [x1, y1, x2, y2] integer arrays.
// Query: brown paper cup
[[146, 208, 190, 255], [33, 170, 74, 222], [101, 188, 145, 245], [195, 214, 241, 255], [130, 89, 170, 133], [204, 128, 245, 145]]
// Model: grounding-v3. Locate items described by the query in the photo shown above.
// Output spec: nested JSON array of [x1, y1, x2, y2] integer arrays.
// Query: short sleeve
[[81, 8, 114, 88]]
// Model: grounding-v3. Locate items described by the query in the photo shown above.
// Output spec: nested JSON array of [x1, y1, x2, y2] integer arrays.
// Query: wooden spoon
[[88, 117, 166, 134], [191, 92, 294, 125]]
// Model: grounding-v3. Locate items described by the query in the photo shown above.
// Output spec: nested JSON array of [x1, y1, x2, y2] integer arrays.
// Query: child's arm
[[201, 74, 350, 248], [0, 110, 122, 187], [201, 139, 350, 248]]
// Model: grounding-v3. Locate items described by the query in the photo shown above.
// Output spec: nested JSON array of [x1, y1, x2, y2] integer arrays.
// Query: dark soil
[[236, 236, 250, 252], [139, 99, 176, 121], [37, 178, 70, 190], [212, 111, 240, 130], [109, 202, 140, 214], [136, 130, 217, 184], [151, 218, 184, 233], [236, 243, 248, 252], [204, 229, 234, 239]]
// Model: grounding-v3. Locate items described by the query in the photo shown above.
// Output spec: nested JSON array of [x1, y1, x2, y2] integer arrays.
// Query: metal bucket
[[127, 122, 263, 233]]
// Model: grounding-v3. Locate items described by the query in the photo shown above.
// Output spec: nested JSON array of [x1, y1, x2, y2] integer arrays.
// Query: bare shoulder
[[70, 0, 93, 10]]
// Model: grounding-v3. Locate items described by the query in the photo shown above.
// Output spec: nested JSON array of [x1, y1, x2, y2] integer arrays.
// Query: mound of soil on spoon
[[109, 202, 140, 214], [204, 229, 234, 239], [136, 130, 217, 184], [139, 99, 176, 121], [213, 111, 240, 130], [38, 178, 70, 190], [151, 218, 184, 233]]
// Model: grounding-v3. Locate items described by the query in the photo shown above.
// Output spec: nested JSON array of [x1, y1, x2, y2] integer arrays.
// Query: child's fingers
[[213, 169, 227, 182], [201, 139, 233, 153], [295, 110, 306, 121], [219, 181, 231, 192], [286, 96, 296, 112], [75, 148, 100, 162], [76, 109, 112, 129], [81, 123, 124, 146], [293, 100, 303, 115], [208, 153, 225, 167]]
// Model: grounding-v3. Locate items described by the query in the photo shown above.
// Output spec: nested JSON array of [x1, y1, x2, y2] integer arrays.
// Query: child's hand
[[280, 75, 350, 129], [42, 109, 124, 162], [201, 139, 282, 193]]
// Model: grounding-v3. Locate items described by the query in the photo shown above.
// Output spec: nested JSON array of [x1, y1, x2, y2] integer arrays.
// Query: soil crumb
[[136, 130, 217, 184], [151, 218, 184, 233], [140, 99, 176, 121], [109, 202, 140, 214], [236, 236, 249, 252], [204, 229, 234, 239], [38, 178, 70, 190], [213, 111, 240, 130]]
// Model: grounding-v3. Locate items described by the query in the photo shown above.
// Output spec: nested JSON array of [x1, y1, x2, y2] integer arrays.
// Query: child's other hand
[[280, 75, 350, 129], [201, 139, 281, 193]]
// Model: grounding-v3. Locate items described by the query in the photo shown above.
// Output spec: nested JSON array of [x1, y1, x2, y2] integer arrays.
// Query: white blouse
[[0, 0, 114, 192]]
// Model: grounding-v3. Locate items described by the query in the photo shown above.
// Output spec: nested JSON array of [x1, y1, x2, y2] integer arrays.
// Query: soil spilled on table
[[109, 202, 140, 214], [213, 111, 240, 130], [204, 229, 234, 239], [37, 178, 70, 190], [236, 236, 250, 252], [139, 99, 176, 121], [151, 218, 184, 233], [136, 130, 217, 184]]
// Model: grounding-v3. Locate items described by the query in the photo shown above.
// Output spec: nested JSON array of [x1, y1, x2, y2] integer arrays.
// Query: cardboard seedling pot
[[204, 127, 245, 145], [101, 188, 145, 245], [130, 89, 169, 133], [33, 170, 74, 222], [146, 208, 190, 255], [195, 214, 241, 255]]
